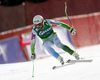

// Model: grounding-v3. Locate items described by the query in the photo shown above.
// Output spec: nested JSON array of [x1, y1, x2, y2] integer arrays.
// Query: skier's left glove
[[70, 28, 76, 35], [31, 53, 36, 60]]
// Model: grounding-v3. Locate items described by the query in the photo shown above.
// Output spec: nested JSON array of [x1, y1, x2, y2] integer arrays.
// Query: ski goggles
[[34, 23, 43, 27]]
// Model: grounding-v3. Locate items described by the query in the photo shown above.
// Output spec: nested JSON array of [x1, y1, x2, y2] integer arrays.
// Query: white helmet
[[33, 15, 44, 24]]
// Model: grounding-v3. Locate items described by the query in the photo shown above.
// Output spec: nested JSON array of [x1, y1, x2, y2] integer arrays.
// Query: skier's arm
[[59, 22, 76, 35], [47, 19, 76, 35], [31, 30, 37, 59]]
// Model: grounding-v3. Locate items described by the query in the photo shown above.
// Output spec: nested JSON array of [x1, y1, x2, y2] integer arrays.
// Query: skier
[[31, 15, 80, 65]]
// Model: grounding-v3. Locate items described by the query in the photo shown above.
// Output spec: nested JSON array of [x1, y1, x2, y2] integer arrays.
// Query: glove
[[70, 28, 76, 35], [31, 53, 36, 60]]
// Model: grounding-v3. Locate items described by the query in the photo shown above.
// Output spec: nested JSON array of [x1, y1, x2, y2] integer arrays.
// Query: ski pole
[[65, 2, 74, 28], [32, 60, 34, 77], [65, 2, 76, 49]]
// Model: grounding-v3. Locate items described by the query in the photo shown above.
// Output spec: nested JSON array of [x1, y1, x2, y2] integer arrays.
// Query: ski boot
[[72, 52, 80, 60], [57, 56, 64, 65]]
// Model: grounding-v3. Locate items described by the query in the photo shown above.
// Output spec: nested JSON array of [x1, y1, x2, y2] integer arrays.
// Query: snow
[[0, 44, 100, 80]]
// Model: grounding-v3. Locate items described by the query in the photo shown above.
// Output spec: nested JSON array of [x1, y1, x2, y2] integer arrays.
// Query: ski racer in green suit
[[31, 15, 80, 65]]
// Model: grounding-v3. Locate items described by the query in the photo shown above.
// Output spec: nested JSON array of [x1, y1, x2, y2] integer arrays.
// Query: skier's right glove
[[31, 53, 36, 60]]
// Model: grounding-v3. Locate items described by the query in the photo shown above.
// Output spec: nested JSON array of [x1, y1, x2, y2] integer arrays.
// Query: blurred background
[[0, 0, 100, 64]]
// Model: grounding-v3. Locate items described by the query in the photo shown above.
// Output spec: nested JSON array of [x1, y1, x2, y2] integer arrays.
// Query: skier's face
[[35, 23, 43, 29]]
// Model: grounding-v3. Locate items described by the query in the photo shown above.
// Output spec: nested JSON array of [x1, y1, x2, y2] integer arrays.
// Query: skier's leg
[[53, 34, 80, 60], [43, 41, 64, 64], [43, 41, 59, 58], [53, 35, 74, 55]]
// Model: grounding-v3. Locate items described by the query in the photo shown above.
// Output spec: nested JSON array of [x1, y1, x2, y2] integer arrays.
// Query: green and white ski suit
[[31, 19, 74, 58]]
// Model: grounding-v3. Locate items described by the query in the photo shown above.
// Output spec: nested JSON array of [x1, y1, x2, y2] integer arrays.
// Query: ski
[[52, 62, 74, 70], [52, 59, 93, 70], [66, 59, 93, 63]]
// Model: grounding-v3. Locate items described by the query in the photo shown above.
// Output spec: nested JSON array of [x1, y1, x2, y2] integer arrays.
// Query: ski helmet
[[33, 15, 44, 24]]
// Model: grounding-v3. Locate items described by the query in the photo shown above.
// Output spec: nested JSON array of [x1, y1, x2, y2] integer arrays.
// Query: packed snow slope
[[0, 44, 100, 80]]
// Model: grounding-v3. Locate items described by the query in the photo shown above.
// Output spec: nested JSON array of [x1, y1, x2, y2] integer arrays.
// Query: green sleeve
[[31, 39, 36, 54], [46, 19, 72, 31], [59, 22, 72, 31]]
